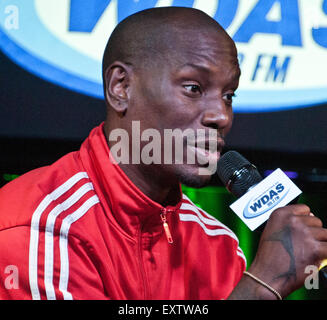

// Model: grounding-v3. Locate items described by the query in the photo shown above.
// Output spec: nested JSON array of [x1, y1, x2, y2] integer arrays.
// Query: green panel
[[2, 173, 20, 182]]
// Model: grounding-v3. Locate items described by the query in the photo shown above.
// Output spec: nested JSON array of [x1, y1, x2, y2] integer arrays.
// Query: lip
[[184, 134, 225, 165], [187, 138, 225, 152], [186, 145, 222, 164]]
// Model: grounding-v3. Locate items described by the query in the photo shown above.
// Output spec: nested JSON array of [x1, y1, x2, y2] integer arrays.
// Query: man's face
[[127, 30, 240, 187]]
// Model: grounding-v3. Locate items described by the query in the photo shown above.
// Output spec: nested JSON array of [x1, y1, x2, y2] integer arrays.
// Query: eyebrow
[[177, 61, 241, 89], [177, 63, 211, 74], [178, 62, 240, 78]]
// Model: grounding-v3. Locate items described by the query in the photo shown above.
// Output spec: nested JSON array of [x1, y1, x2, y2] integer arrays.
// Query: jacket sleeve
[[0, 226, 32, 299], [0, 226, 107, 300]]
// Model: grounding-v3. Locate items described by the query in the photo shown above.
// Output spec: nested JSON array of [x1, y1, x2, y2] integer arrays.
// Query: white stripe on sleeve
[[29, 172, 88, 300]]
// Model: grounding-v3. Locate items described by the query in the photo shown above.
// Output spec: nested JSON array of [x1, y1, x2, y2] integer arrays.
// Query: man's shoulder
[[0, 165, 48, 204], [0, 151, 85, 231]]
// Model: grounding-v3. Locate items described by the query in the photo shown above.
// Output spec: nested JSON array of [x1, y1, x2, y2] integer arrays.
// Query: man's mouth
[[186, 138, 225, 164]]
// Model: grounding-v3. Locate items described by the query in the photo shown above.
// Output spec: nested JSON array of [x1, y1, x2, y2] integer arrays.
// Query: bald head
[[102, 7, 236, 92]]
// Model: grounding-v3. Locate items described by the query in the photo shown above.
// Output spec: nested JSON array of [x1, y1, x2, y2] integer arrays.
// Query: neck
[[118, 163, 181, 207], [103, 120, 181, 207]]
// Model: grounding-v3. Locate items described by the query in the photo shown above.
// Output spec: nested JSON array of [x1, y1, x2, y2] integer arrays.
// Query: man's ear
[[104, 62, 131, 116]]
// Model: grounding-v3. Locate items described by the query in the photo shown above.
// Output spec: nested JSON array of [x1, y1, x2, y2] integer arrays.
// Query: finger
[[289, 204, 311, 215], [297, 215, 323, 228], [273, 204, 311, 217], [311, 227, 327, 242], [316, 242, 327, 261], [275, 204, 311, 216]]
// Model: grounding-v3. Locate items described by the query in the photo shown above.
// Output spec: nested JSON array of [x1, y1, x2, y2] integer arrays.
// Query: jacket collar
[[79, 123, 182, 238]]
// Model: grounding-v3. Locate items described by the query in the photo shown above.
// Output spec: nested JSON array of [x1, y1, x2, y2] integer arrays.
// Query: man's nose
[[200, 100, 232, 132]]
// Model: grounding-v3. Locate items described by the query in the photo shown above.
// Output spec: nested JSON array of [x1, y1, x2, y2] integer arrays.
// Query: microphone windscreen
[[217, 151, 263, 198]]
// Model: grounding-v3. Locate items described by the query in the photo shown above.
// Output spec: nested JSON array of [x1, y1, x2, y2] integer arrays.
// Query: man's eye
[[224, 92, 236, 103], [183, 84, 202, 94]]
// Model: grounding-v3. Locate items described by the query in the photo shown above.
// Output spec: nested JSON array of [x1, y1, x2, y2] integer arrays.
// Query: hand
[[248, 204, 327, 298]]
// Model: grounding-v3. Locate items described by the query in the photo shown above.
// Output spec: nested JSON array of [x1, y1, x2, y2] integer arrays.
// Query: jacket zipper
[[137, 224, 150, 299], [137, 208, 174, 298], [160, 208, 174, 244]]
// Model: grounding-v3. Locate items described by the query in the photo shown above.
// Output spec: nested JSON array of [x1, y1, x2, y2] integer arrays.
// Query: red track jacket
[[0, 123, 246, 300]]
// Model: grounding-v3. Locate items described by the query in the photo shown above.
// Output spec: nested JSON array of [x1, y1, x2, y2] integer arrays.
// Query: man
[[0, 7, 326, 300]]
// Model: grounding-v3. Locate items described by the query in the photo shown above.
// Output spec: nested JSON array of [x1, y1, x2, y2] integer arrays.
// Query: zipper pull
[[160, 209, 173, 244]]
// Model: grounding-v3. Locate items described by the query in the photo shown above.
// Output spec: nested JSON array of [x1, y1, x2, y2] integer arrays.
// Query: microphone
[[216, 150, 263, 198], [217, 150, 327, 288], [217, 150, 302, 231]]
